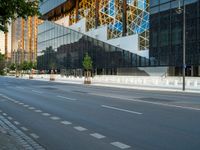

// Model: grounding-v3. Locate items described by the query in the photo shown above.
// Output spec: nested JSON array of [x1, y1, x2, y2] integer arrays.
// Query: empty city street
[[0, 77, 200, 150]]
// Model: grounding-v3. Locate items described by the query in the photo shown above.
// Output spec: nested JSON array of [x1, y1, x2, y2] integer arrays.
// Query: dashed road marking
[[35, 110, 42, 113], [50, 116, 60, 120], [30, 133, 39, 139], [61, 121, 72, 125], [19, 102, 24, 105], [92, 93, 200, 111], [102, 105, 143, 115], [14, 121, 20, 125], [74, 126, 87, 131], [8, 117, 13, 120], [57, 95, 77, 101], [24, 105, 29, 107], [21, 127, 28, 131], [111, 142, 131, 149], [32, 90, 43, 94], [42, 113, 50, 116], [28, 107, 35, 110], [16, 86, 25, 90], [90, 133, 106, 139], [3, 113, 7, 116]]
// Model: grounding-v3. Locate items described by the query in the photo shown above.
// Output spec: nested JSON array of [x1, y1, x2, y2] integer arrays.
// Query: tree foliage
[[82, 53, 93, 71], [9, 63, 16, 71], [0, 0, 41, 32], [0, 53, 5, 75]]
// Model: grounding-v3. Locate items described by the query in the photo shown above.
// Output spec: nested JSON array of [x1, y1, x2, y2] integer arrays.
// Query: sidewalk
[[0, 129, 23, 150], [0, 117, 24, 150], [7, 74, 200, 93]]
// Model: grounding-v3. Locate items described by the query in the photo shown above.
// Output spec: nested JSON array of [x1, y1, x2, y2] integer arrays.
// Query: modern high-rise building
[[38, 0, 200, 76], [0, 25, 12, 59], [149, 0, 200, 76], [11, 17, 38, 64], [38, 0, 151, 75]]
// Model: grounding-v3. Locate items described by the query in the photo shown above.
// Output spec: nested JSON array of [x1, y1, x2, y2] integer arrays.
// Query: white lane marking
[[19, 102, 24, 105], [30, 133, 39, 139], [32, 90, 43, 94], [28, 107, 35, 110], [1, 95, 15, 101], [24, 105, 29, 107], [3, 113, 7, 116], [102, 105, 143, 115], [16, 86, 25, 90], [14, 121, 20, 125], [61, 121, 72, 125], [50, 116, 60, 120], [57, 95, 77, 101], [90, 133, 106, 139], [35, 110, 42, 113], [8, 117, 13, 120], [111, 142, 131, 149], [21, 127, 28, 131], [92, 93, 200, 111], [42, 113, 50, 116], [74, 126, 87, 131]]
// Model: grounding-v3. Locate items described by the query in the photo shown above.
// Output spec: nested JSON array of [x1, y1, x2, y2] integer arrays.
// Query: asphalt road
[[0, 77, 200, 150]]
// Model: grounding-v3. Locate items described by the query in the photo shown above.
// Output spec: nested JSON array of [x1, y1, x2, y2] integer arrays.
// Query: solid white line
[[129, 98, 200, 111], [42, 113, 50, 116], [92, 93, 200, 111], [21, 127, 28, 131], [57, 95, 77, 101], [102, 105, 143, 115], [111, 142, 131, 149], [50, 116, 60, 120], [74, 126, 87, 131], [90, 133, 106, 139], [30, 133, 39, 139], [32, 90, 43, 94], [1, 95, 15, 101], [61, 121, 72, 125]]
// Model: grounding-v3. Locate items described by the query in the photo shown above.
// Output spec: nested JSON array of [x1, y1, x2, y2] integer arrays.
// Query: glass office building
[[37, 0, 153, 75], [149, 0, 200, 76], [37, 21, 152, 75]]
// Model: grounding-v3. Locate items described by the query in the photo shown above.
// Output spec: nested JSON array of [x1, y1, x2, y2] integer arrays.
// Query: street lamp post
[[176, 0, 186, 91]]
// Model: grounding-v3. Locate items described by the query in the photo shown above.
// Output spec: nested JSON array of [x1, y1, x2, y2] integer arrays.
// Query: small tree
[[9, 63, 16, 71], [82, 53, 93, 84]]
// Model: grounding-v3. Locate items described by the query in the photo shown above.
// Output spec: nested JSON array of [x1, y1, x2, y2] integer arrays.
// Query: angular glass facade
[[39, 0, 67, 15], [37, 21, 153, 74], [149, 0, 200, 75]]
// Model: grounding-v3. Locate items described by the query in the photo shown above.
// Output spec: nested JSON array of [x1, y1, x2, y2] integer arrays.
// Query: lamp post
[[176, 0, 186, 91]]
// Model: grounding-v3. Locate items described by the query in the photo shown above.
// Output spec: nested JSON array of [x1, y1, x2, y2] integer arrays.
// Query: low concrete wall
[[92, 75, 200, 89], [17, 74, 200, 90]]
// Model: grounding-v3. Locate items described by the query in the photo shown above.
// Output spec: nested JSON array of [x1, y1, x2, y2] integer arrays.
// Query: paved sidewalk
[[0, 129, 23, 150], [0, 113, 45, 150]]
